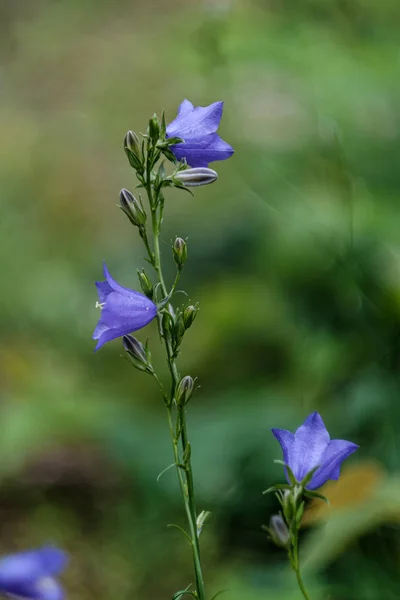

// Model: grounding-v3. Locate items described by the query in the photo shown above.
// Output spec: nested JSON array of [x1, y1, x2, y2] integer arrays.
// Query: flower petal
[[0, 548, 66, 599], [307, 439, 359, 490], [271, 428, 295, 483], [95, 280, 113, 304], [34, 578, 64, 600], [101, 291, 156, 330], [170, 133, 234, 167], [0, 551, 42, 587], [102, 262, 140, 297], [167, 101, 224, 138], [177, 99, 194, 117], [292, 412, 330, 481]]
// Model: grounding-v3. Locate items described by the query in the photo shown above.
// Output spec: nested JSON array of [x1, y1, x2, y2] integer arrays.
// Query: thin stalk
[[144, 166, 206, 600], [290, 534, 311, 600]]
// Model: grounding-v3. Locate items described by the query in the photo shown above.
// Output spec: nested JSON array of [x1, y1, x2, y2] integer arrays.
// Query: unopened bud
[[183, 305, 198, 330], [123, 335, 152, 373], [137, 270, 154, 299], [174, 167, 218, 187], [124, 130, 142, 158], [173, 312, 185, 348], [176, 375, 194, 406], [172, 237, 187, 267], [269, 515, 289, 548], [124, 131, 143, 171], [119, 189, 146, 227], [149, 114, 160, 142]]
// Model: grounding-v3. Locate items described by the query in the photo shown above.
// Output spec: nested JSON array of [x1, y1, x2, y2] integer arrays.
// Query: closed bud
[[124, 131, 143, 171], [149, 114, 160, 142], [137, 269, 154, 299], [123, 335, 152, 373], [269, 515, 289, 548], [172, 237, 187, 267], [119, 188, 146, 227], [176, 375, 194, 406], [173, 312, 185, 347], [174, 167, 218, 187], [124, 130, 142, 159], [183, 305, 198, 330]]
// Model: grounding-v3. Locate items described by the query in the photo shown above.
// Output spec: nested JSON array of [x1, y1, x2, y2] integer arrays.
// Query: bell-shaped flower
[[93, 262, 157, 351], [166, 99, 234, 168], [272, 412, 358, 490], [0, 546, 67, 600]]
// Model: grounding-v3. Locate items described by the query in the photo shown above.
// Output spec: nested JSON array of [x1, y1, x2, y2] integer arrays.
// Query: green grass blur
[[1, 0, 400, 598]]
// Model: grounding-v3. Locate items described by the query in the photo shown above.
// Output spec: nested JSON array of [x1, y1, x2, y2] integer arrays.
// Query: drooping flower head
[[272, 412, 358, 490], [93, 262, 157, 351], [0, 547, 67, 600], [166, 99, 234, 168]]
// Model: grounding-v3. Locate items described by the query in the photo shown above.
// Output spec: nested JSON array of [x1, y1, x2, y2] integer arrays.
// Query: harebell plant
[[264, 412, 358, 599], [93, 100, 233, 600]]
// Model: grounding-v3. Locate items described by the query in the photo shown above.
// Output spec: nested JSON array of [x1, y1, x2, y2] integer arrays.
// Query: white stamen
[[95, 301, 105, 309]]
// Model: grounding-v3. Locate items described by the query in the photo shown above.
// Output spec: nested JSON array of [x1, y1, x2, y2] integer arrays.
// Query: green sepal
[[303, 490, 330, 504], [161, 146, 177, 163], [170, 178, 194, 196], [285, 464, 297, 486], [300, 465, 320, 487], [157, 136, 185, 147], [262, 483, 290, 495]]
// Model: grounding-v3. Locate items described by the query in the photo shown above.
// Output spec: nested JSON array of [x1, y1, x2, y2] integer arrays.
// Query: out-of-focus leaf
[[302, 461, 385, 525], [302, 473, 400, 574]]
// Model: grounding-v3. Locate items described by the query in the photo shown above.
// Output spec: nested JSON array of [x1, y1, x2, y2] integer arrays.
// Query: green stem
[[144, 167, 206, 600], [290, 534, 311, 600]]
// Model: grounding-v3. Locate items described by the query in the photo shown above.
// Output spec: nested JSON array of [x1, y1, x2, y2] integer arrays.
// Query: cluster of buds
[[169, 303, 199, 353]]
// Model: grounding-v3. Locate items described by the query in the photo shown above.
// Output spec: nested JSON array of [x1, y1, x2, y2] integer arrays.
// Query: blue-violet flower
[[0, 546, 67, 600], [272, 411, 358, 490], [93, 262, 157, 351], [166, 99, 234, 167]]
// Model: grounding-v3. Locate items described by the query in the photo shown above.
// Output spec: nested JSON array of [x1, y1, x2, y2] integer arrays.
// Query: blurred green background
[[1, 0, 400, 598]]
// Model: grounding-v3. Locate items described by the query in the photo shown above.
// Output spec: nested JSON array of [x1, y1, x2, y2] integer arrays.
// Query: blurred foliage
[[1, 0, 400, 598]]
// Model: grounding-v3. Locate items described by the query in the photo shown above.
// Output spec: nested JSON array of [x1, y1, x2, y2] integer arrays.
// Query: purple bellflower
[[93, 262, 157, 351], [272, 412, 358, 490], [0, 546, 67, 600], [166, 99, 234, 167]]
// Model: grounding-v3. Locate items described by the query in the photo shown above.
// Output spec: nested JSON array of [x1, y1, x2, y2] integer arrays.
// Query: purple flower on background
[[0, 546, 67, 600], [93, 262, 157, 351], [272, 412, 358, 490], [166, 99, 234, 167]]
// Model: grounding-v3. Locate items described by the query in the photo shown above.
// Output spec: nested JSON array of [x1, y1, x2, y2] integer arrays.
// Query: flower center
[[95, 301, 105, 309]]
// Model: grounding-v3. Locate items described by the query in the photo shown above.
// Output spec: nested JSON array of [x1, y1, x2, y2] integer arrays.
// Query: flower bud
[[123, 335, 152, 373], [269, 515, 289, 548], [149, 114, 160, 142], [124, 130, 142, 159], [174, 167, 218, 187], [172, 237, 187, 267], [124, 131, 143, 171], [119, 189, 146, 227], [173, 312, 185, 348], [176, 375, 194, 406], [137, 269, 154, 299], [183, 305, 198, 330]]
